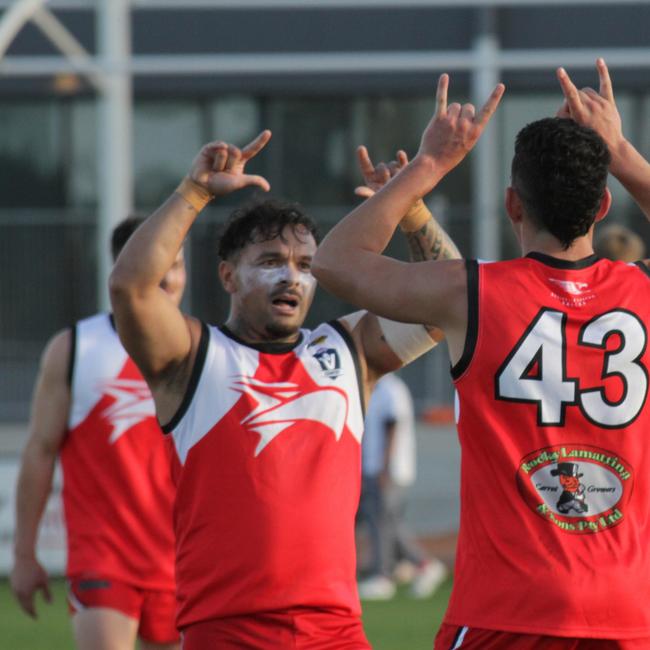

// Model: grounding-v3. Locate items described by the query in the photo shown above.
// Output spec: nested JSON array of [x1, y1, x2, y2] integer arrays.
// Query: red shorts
[[180, 609, 370, 650], [68, 575, 179, 644], [435, 624, 650, 649]]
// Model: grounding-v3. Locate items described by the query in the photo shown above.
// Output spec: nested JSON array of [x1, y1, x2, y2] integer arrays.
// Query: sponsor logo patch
[[517, 444, 634, 534]]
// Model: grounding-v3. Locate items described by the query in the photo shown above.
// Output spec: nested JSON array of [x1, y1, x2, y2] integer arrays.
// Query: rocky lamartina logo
[[517, 444, 634, 534]]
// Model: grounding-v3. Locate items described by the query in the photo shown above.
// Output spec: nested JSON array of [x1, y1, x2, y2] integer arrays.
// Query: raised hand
[[188, 130, 272, 197], [354, 146, 409, 199], [556, 59, 624, 160], [417, 74, 505, 175]]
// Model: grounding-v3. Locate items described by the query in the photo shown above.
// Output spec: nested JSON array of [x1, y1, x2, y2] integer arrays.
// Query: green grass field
[[0, 578, 451, 649]]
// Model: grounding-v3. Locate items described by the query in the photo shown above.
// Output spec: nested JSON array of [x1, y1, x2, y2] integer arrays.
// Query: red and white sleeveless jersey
[[447, 253, 650, 638], [163, 321, 365, 629], [60, 313, 175, 590]]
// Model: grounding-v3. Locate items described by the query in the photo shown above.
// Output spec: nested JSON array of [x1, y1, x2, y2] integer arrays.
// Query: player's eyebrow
[[254, 251, 286, 262]]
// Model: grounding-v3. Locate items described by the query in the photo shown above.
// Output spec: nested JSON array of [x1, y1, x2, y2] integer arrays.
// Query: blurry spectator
[[357, 372, 448, 600], [594, 223, 646, 261]]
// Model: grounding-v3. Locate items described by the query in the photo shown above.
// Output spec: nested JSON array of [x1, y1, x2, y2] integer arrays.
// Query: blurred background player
[[594, 223, 646, 262], [108, 132, 459, 649], [313, 58, 650, 648], [357, 372, 448, 601], [10, 216, 184, 650]]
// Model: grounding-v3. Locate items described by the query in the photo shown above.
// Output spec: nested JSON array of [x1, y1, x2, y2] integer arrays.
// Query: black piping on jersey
[[67, 324, 77, 389], [525, 251, 600, 269], [635, 260, 650, 280], [450, 259, 479, 381], [218, 324, 303, 354], [161, 321, 210, 434], [329, 319, 366, 414]]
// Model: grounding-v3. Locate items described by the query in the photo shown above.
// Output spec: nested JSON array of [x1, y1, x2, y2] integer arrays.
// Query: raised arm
[[355, 145, 460, 263], [10, 330, 70, 618], [342, 145, 461, 385], [557, 59, 650, 221], [313, 74, 504, 339], [109, 131, 271, 421]]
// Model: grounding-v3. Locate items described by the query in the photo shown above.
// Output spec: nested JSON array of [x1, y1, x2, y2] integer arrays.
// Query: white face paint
[[227, 227, 319, 339], [238, 263, 316, 293]]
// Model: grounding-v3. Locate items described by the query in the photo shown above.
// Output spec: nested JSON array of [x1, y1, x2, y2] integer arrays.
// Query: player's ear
[[219, 260, 238, 294], [594, 187, 612, 224], [505, 186, 524, 225]]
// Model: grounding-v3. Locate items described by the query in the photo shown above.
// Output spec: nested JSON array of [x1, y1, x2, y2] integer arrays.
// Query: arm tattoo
[[406, 218, 461, 263]]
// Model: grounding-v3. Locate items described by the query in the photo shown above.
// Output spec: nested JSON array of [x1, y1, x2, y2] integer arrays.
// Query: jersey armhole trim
[[330, 319, 366, 414], [450, 259, 479, 381], [161, 321, 210, 434], [67, 324, 77, 388], [635, 260, 650, 280]]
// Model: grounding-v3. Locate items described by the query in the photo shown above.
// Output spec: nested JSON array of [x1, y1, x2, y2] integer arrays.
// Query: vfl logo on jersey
[[312, 347, 342, 379], [230, 376, 348, 456], [99, 379, 155, 444], [516, 444, 634, 534]]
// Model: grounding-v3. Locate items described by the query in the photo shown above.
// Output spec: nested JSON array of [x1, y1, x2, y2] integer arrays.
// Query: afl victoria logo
[[517, 444, 634, 534]]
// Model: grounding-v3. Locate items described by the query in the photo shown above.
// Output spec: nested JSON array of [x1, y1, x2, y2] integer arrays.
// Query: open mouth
[[271, 295, 299, 312]]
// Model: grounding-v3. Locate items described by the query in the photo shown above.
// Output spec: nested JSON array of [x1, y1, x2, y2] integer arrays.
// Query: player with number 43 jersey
[[313, 60, 650, 648]]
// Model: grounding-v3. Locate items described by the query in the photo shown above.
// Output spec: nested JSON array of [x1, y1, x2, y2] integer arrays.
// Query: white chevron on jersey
[[231, 376, 348, 455], [69, 314, 129, 430], [169, 323, 364, 464], [100, 378, 156, 444]]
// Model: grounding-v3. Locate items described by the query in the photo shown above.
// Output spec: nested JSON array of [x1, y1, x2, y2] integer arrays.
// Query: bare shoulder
[[28, 329, 73, 451], [39, 329, 72, 381]]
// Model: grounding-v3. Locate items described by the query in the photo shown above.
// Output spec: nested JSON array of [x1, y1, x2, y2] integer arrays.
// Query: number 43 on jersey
[[496, 308, 648, 428]]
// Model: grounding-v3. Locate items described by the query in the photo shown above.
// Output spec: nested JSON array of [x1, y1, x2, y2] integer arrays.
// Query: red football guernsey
[[447, 253, 650, 638], [163, 321, 365, 629], [60, 313, 176, 590]]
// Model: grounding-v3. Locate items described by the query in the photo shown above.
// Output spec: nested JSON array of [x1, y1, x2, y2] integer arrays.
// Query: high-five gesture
[[417, 74, 505, 175], [189, 130, 272, 197], [355, 146, 409, 199]]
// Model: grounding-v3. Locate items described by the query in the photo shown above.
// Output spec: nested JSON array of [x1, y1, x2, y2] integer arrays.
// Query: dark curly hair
[[111, 214, 145, 261], [511, 118, 611, 250], [217, 199, 320, 261]]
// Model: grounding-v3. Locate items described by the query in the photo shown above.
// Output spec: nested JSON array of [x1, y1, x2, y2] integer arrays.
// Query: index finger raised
[[435, 73, 449, 117], [557, 67, 586, 120], [241, 130, 272, 160], [356, 145, 375, 177]]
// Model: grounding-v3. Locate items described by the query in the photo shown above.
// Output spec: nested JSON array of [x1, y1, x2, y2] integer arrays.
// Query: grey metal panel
[[500, 6, 650, 49], [131, 8, 474, 55]]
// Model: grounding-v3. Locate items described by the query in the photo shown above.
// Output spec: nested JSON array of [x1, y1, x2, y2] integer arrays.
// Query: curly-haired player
[[313, 59, 650, 648], [109, 131, 458, 648]]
